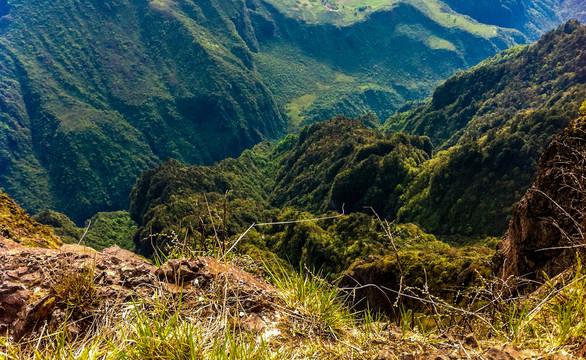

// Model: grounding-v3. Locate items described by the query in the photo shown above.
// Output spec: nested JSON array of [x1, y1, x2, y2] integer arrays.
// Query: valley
[[0, 0, 585, 357], [0, 0, 576, 222]]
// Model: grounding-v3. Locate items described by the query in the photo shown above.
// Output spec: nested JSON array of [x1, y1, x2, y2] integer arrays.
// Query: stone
[[493, 116, 586, 290], [0, 237, 277, 340]]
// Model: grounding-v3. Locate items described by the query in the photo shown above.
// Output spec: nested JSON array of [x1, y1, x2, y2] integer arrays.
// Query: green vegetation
[[264, 0, 510, 38], [125, 23, 586, 276], [51, 265, 102, 320], [0, 190, 61, 249], [0, 0, 284, 223], [0, 265, 385, 360], [285, 94, 318, 131], [265, 265, 355, 335], [82, 212, 137, 251], [385, 21, 586, 236], [265, 0, 568, 41], [128, 116, 436, 267], [32, 210, 81, 245], [0, 0, 561, 223], [33, 210, 137, 251], [271, 116, 432, 217]]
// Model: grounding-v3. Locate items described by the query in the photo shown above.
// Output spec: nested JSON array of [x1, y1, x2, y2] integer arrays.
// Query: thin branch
[[338, 283, 499, 333], [203, 193, 221, 252], [218, 223, 255, 262], [536, 243, 586, 252], [78, 220, 92, 245], [255, 204, 346, 226], [365, 206, 405, 306], [219, 204, 346, 261], [534, 188, 584, 240]]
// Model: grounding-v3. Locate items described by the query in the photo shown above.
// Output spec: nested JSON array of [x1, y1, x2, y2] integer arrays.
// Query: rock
[[0, 282, 29, 334], [484, 344, 538, 360], [241, 314, 266, 333], [155, 259, 199, 284], [0, 238, 277, 340], [493, 116, 586, 289], [61, 244, 98, 254], [485, 347, 513, 360], [102, 245, 146, 263], [14, 296, 56, 337]]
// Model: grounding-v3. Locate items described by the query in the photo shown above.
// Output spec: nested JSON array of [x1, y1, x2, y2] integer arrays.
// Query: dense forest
[[22, 22, 584, 292], [0, 0, 577, 223], [124, 23, 586, 264], [385, 21, 586, 236]]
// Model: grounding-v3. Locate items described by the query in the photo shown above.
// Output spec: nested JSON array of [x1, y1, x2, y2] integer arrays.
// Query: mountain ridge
[[0, 0, 576, 223], [127, 22, 586, 260]]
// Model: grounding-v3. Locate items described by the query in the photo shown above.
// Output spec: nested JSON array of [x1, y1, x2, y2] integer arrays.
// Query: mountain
[[271, 115, 432, 215], [128, 115, 435, 257], [0, 0, 284, 223], [263, 0, 570, 37], [128, 22, 586, 264], [385, 21, 586, 237], [33, 209, 136, 251], [0, 0, 572, 223]]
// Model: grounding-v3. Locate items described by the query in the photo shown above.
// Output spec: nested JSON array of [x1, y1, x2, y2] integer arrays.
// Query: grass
[[1, 254, 387, 359], [51, 265, 102, 319], [510, 259, 586, 350], [428, 36, 456, 51], [6, 247, 586, 359], [333, 72, 355, 83], [264, 264, 355, 337], [264, 0, 499, 37], [285, 94, 318, 132]]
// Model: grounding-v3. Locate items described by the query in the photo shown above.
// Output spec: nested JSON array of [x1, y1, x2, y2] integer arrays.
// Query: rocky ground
[[1, 237, 580, 359], [0, 239, 277, 341]]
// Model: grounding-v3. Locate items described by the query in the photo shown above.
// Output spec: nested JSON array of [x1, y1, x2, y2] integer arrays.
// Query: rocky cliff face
[[493, 114, 586, 286]]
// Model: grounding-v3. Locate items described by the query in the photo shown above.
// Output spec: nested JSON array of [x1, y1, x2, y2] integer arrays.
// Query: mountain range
[[1, 3, 586, 356], [0, 0, 581, 223]]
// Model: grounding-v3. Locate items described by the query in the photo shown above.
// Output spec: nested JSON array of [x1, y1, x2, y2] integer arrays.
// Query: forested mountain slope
[[385, 21, 586, 236], [0, 0, 284, 222], [0, 0, 573, 223], [129, 23, 586, 255]]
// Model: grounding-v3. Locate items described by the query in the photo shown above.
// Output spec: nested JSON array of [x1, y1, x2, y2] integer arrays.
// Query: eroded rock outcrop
[[493, 115, 586, 286], [0, 240, 277, 340]]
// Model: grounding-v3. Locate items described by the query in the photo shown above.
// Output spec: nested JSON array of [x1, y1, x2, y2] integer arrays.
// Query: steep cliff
[[386, 21, 586, 237], [493, 111, 586, 285]]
